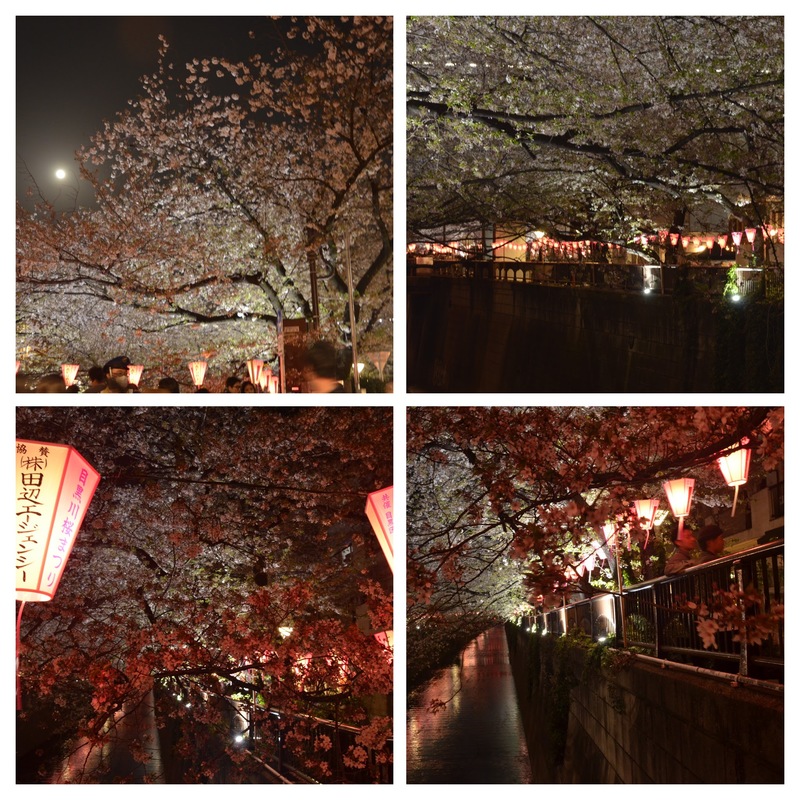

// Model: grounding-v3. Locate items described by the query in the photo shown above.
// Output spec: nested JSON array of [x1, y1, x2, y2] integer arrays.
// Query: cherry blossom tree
[[16, 407, 393, 783], [407, 406, 783, 686], [17, 17, 393, 378], [407, 17, 783, 245]]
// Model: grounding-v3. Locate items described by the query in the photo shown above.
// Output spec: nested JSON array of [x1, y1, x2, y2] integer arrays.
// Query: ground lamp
[[247, 358, 263, 388], [16, 439, 101, 708], [365, 486, 393, 574], [663, 477, 695, 538], [61, 363, 79, 388], [188, 360, 207, 388], [632, 498, 659, 549], [128, 364, 144, 386], [717, 440, 751, 517]]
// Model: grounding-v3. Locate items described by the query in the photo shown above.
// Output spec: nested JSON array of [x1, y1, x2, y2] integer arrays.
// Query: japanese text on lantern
[[16, 439, 101, 602], [365, 486, 394, 573]]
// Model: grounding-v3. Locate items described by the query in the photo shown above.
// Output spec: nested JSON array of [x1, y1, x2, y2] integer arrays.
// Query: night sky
[[15, 16, 294, 208]]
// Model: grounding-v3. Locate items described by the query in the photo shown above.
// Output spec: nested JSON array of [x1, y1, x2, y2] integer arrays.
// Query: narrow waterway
[[407, 625, 533, 784]]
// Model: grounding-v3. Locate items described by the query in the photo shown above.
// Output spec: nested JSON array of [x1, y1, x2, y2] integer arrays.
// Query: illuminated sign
[[365, 486, 393, 573]]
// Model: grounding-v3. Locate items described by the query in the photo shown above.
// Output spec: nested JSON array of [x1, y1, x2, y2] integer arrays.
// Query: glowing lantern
[[602, 521, 618, 551], [669, 233, 679, 246], [61, 364, 79, 388], [681, 236, 689, 248], [705, 236, 715, 249], [658, 229, 669, 244], [188, 360, 207, 388], [718, 441, 752, 517], [632, 498, 659, 549], [731, 231, 743, 247], [258, 369, 269, 391], [663, 477, 695, 537], [745, 227, 757, 244], [718, 234, 728, 249], [128, 364, 144, 386], [633, 498, 659, 530], [373, 630, 394, 651], [16, 440, 100, 601], [247, 358, 263, 386], [365, 486, 393, 573]]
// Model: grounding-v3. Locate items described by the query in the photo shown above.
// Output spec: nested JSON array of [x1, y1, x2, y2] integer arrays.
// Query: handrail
[[522, 541, 783, 682]]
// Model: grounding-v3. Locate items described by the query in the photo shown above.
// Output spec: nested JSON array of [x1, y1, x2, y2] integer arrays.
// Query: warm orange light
[[128, 364, 144, 385], [269, 376, 279, 394], [718, 443, 751, 517], [365, 486, 393, 573], [602, 521, 617, 551], [732, 231, 743, 246], [632, 498, 659, 530], [16, 440, 101, 602], [745, 228, 757, 244], [188, 361, 207, 387], [247, 358, 263, 386], [61, 364, 79, 387], [663, 478, 694, 519]]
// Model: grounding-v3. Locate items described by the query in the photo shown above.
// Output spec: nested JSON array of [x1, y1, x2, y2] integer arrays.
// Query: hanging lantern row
[[637, 225, 784, 250]]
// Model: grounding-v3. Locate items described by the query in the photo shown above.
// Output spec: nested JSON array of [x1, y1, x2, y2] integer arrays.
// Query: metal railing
[[523, 542, 783, 681], [408, 257, 783, 300]]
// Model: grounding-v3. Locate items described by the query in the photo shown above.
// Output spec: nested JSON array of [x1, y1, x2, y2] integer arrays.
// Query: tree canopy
[[17, 17, 393, 379], [406, 406, 783, 687], [16, 407, 393, 783], [407, 16, 783, 242]]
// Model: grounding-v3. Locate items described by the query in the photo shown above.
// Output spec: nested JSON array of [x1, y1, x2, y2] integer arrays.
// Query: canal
[[407, 625, 533, 783]]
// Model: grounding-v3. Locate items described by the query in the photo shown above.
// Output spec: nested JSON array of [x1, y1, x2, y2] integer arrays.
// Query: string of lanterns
[[409, 224, 784, 258], [575, 438, 752, 577]]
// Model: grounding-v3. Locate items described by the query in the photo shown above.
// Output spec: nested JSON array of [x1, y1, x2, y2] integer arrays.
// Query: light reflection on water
[[407, 626, 533, 784]]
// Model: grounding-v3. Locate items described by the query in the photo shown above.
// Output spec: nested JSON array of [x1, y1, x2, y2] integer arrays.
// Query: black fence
[[522, 542, 783, 682]]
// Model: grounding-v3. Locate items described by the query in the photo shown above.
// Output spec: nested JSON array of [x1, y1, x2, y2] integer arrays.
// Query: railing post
[[735, 558, 750, 677], [652, 584, 662, 659]]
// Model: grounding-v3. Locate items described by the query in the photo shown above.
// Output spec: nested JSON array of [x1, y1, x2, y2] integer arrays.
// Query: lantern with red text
[[61, 364, 79, 388], [128, 364, 144, 386], [16, 440, 101, 601], [718, 441, 751, 517], [365, 486, 393, 573], [188, 360, 207, 388], [663, 478, 695, 537]]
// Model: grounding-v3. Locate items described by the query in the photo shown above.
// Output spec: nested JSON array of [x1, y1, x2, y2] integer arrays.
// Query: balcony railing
[[522, 541, 783, 682]]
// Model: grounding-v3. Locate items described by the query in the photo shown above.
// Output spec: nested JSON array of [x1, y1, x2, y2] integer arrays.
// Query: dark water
[[407, 626, 533, 784]]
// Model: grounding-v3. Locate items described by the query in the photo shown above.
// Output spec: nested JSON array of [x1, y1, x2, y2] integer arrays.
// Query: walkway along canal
[[407, 626, 533, 783]]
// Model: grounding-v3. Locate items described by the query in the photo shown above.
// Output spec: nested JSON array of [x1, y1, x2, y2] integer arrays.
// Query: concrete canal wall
[[505, 625, 784, 784], [407, 278, 783, 392]]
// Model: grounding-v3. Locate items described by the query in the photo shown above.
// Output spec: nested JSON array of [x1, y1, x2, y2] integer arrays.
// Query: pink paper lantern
[[745, 227, 757, 244], [128, 364, 144, 385], [188, 360, 207, 388], [61, 364, 79, 388]]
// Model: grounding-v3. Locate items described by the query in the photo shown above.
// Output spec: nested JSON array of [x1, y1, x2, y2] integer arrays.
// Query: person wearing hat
[[696, 524, 726, 565], [102, 356, 134, 393]]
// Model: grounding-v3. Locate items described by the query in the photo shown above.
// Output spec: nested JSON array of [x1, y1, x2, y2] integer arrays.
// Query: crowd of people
[[17, 342, 391, 394]]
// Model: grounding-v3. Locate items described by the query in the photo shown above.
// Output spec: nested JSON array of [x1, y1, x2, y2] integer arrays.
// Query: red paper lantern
[[731, 231, 743, 246], [188, 360, 207, 388], [663, 478, 694, 536], [61, 364, 79, 388], [128, 364, 144, 386], [669, 233, 679, 246], [247, 358, 263, 386], [718, 441, 751, 516], [632, 498, 659, 530], [16, 440, 101, 601], [745, 227, 757, 244], [365, 486, 394, 573], [705, 236, 715, 249], [718, 234, 728, 248]]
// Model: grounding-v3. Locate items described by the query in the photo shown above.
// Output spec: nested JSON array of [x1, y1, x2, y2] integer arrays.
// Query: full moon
[[55, 168, 66, 180]]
